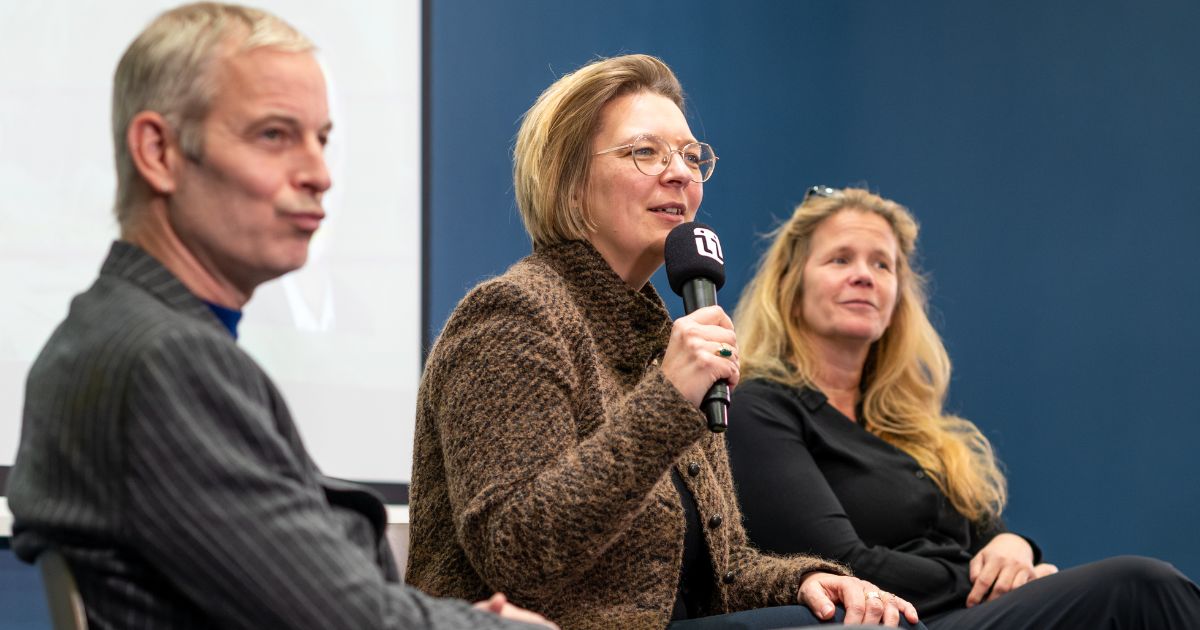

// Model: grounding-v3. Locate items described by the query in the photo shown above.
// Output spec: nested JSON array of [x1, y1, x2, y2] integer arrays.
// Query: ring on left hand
[[715, 344, 733, 358], [865, 590, 881, 600]]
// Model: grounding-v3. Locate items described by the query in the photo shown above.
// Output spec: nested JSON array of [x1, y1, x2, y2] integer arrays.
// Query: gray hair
[[112, 2, 314, 229]]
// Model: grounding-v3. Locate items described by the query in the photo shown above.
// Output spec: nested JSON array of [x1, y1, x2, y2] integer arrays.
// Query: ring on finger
[[715, 344, 733, 358], [865, 590, 881, 601]]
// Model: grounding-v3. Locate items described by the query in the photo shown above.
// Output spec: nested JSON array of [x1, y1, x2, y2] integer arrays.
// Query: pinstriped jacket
[[407, 240, 848, 630], [6, 241, 533, 630]]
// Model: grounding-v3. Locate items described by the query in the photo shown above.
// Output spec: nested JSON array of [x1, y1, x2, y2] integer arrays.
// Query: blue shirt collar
[[203, 301, 243, 339]]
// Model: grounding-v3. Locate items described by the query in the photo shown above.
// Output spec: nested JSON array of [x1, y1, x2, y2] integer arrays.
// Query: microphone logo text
[[693, 227, 724, 265]]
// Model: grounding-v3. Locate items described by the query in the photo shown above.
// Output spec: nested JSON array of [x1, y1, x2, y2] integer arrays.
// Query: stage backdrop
[[427, 0, 1200, 580], [0, 0, 422, 486]]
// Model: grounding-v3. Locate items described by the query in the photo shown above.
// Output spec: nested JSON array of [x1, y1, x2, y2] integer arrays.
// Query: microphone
[[664, 221, 730, 433]]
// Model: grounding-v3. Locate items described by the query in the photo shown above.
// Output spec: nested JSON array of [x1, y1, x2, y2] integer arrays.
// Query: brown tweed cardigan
[[407, 240, 848, 629]]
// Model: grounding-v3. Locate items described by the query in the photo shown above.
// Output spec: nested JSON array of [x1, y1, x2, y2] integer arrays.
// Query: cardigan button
[[687, 462, 701, 477], [708, 514, 723, 529], [915, 470, 926, 479], [722, 571, 735, 584]]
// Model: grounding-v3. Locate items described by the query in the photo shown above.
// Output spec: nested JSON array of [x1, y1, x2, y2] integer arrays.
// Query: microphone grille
[[664, 221, 726, 296]]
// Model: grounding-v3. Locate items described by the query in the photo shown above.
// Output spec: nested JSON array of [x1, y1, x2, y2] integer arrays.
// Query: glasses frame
[[593, 134, 718, 183], [803, 185, 842, 203]]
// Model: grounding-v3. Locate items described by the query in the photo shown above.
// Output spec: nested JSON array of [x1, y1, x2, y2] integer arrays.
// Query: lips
[[649, 204, 685, 216], [281, 210, 325, 232]]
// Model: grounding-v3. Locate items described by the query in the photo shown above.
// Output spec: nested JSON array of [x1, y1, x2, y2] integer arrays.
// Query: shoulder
[[32, 275, 236, 384], [34, 275, 276, 425], [439, 254, 582, 340], [730, 378, 820, 435], [736, 378, 807, 413]]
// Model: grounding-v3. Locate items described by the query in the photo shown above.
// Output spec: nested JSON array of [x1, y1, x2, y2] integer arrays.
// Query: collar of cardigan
[[532, 239, 674, 374]]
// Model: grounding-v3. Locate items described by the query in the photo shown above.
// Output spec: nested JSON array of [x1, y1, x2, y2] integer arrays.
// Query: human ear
[[126, 111, 180, 195]]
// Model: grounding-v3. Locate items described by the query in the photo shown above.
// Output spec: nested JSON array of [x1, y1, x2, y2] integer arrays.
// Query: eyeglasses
[[803, 185, 842, 203], [593, 134, 718, 183]]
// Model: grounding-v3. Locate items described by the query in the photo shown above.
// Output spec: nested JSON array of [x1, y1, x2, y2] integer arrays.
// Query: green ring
[[717, 346, 733, 358]]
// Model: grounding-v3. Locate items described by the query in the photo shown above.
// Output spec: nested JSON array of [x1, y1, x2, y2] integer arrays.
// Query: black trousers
[[667, 605, 924, 629], [928, 556, 1200, 629]]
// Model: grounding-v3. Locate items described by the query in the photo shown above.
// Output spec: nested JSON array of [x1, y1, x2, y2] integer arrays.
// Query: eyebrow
[[247, 114, 333, 136], [828, 243, 896, 260], [628, 132, 700, 146]]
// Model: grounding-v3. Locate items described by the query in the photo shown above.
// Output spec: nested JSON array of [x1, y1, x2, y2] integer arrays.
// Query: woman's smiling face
[[799, 209, 900, 347], [583, 91, 702, 285]]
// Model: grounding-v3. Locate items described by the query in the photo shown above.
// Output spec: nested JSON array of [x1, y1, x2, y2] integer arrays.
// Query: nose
[[849, 261, 874, 287], [295, 135, 332, 196], [658, 150, 694, 188]]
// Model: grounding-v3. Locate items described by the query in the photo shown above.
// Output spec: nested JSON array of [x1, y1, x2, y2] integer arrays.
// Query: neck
[[809, 336, 872, 422], [591, 241, 662, 290], [123, 202, 251, 309]]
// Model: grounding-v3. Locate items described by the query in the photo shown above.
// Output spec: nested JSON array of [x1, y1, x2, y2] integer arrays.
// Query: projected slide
[[0, 0, 422, 484]]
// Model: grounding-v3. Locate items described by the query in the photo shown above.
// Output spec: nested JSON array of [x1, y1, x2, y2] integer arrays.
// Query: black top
[[670, 469, 714, 620], [726, 378, 1036, 616]]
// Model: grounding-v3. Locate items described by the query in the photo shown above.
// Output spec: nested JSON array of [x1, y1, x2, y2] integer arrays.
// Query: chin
[[834, 327, 883, 343], [270, 249, 311, 278]]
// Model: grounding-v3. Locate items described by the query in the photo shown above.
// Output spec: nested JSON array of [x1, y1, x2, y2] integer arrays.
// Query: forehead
[[208, 46, 329, 120], [593, 91, 693, 145], [811, 209, 899, 253]]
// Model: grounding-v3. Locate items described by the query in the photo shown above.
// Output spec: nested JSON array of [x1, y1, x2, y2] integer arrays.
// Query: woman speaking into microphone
[[405, 55, 919, 629]]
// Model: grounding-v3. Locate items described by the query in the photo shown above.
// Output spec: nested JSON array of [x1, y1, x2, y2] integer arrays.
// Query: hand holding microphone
[[662, 222, 735, 432]]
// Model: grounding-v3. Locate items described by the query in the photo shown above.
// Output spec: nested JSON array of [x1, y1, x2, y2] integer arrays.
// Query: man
[[5, 4, 550, 628]]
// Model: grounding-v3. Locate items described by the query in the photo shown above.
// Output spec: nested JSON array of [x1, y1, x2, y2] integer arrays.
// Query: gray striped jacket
[[7, 241, 532, 629]]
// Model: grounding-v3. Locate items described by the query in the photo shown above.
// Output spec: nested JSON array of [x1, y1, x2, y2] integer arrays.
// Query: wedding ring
[[715, 344, 733, 358], [865, 591, 881, 601]]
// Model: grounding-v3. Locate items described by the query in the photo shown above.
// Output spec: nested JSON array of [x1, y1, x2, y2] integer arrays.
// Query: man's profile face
[[168, 44, 332, 294]]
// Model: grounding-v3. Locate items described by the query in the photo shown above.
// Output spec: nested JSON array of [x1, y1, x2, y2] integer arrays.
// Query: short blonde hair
[[112, 2, 313, 229], [735, 188, 1008, 524], [513, 54, 684, 248]]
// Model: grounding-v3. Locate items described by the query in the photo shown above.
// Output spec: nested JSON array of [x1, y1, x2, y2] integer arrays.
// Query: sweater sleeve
[[726, 380, 972, 613], [421, 279, 707, 602]]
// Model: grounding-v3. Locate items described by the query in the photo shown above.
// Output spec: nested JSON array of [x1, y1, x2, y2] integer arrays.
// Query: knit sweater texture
[[407, 240, 847, 629]]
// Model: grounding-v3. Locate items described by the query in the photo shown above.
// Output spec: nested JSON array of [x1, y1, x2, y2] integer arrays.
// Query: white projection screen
[[0, 1, 422, 486]]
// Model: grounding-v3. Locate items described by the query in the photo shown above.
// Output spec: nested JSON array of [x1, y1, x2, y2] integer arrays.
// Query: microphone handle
[[681, 278, 730, 433], [702, 382, 730, 433], [680, 278, 717, 314]]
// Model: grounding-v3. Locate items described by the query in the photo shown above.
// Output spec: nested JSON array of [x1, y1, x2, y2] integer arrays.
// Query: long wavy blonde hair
[[735, 187, 1006, 524]]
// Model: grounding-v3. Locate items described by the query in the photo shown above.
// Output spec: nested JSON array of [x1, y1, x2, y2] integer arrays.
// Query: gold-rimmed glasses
[[593, 134, 718, 183]]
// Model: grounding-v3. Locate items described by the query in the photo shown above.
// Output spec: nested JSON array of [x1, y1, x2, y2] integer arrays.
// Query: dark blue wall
[[0, 542, 51, 629], [430, 0, 1200, 580]]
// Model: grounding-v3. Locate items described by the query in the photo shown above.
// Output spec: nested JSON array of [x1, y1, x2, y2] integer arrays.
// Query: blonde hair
[[112, 2, 313, 229], [512, 54, 684, 248], [735, 187, 1007, 524]]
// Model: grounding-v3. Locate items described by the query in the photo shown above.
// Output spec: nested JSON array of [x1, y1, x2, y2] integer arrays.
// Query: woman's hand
[[1034, 562, 1059, 578], [661, 305, 740, 407], [966, 532, 1039, 606], [798, 572, 919, 626], [474, 593, 559, 629]]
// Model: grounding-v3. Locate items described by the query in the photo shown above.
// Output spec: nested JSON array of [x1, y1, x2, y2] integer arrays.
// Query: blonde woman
[[407, 59, 921, 629], [727, 186, 1200, 628]]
